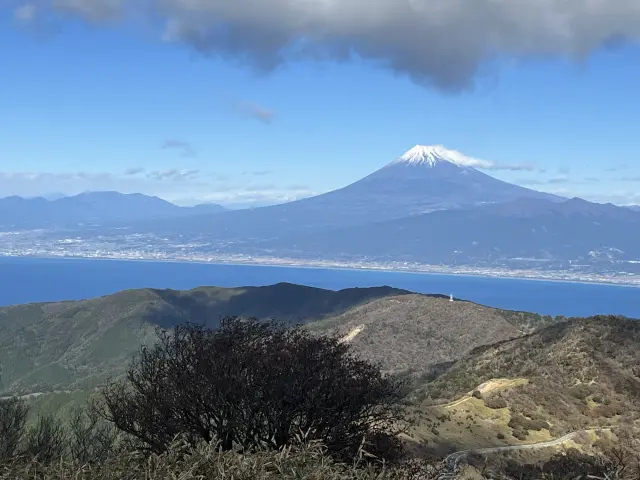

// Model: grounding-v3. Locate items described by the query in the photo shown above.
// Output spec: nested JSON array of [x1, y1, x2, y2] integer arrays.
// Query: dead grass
[[0, 438, 443, 480], [409, 378, 538, 451], [309, 295, 525, 375]]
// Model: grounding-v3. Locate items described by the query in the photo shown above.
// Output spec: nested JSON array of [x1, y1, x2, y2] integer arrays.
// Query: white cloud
[[0, 169, 314, 207], [172, 185, 316, 207], [428, 145, 536, 171]]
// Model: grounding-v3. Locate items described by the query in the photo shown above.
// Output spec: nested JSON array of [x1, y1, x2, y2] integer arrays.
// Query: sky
[[1, 1, 640, 208]]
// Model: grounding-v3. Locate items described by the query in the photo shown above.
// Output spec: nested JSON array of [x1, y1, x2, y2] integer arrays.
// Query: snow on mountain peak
[[390, 145, 494, 169], [397, 145, 454, 166]]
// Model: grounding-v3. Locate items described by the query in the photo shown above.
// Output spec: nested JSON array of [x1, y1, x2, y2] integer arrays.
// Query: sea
[[0, 256, 638, 318]]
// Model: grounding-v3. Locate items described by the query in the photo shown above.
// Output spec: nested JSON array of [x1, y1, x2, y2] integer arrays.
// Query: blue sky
[[1, 1, 640, 207]]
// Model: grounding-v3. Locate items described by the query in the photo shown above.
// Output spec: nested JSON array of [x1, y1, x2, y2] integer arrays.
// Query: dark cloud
[[14, 0, 640, 91], [161, 138, 196, 157], [234, 101, 275, 124]]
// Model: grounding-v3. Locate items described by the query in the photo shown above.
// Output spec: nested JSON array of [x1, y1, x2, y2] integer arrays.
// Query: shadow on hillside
[[143, 282, 415, 329]]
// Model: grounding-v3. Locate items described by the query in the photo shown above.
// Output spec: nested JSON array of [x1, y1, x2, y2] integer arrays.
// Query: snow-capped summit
[[389, 145, 493, 169], [393, 145, 456, 167]]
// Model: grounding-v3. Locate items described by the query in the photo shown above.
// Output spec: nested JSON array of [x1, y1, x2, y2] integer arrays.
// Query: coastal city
[[2, 228, 639, 287]]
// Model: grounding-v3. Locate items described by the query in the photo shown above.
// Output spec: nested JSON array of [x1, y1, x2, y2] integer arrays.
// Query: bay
[[0, 256, 637, 318]]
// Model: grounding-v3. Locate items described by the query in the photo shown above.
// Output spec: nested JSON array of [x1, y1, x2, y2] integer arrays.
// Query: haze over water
[[0, 257, 637, 318]]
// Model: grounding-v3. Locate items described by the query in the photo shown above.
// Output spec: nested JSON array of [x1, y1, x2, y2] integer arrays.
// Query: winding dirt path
[[444, 427, 614, 471]]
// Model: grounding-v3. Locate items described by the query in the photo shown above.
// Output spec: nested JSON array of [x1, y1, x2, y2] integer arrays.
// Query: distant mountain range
[[3, 145, 640, 275], [118, 146, 640, 271], [0, 192, 226, 229], [124, 145, 562, 240]]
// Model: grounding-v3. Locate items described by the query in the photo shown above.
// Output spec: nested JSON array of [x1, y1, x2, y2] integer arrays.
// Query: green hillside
[[0, 282, 557, 397], [0, 282, 409, 395]]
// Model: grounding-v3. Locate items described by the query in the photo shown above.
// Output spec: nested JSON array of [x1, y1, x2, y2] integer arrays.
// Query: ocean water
[[0, 256, 638, 318]]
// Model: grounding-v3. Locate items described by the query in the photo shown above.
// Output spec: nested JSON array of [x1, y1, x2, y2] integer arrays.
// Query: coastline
[[2, 252, 638, 289]]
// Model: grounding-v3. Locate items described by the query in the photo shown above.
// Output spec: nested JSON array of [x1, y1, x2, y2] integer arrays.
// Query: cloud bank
[[0, 169, 313, 207], [12, 0, 640, 90]]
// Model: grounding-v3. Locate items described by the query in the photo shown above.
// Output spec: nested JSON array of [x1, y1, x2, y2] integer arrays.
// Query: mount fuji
[[130, 145, 561, 241], [320, 145, 559, 217]]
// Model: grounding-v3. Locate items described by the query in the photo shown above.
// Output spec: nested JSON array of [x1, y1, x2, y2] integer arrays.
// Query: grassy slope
[[408, 316, 640, 453], [0, 283, 409, 395], [307, 295, 548, 374]]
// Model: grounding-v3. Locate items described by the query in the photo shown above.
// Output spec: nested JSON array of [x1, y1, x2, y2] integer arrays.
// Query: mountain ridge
[[0, 283, 410, 394], [0, 282, 551, 396], [0, 191, 226, 230]]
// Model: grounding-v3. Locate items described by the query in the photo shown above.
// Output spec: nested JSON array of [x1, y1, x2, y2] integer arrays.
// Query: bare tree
[[0, 397, 28, 461], [98, 318, 407, 461], [22, 414, 67, 463], [68, 406, 119, 463]]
